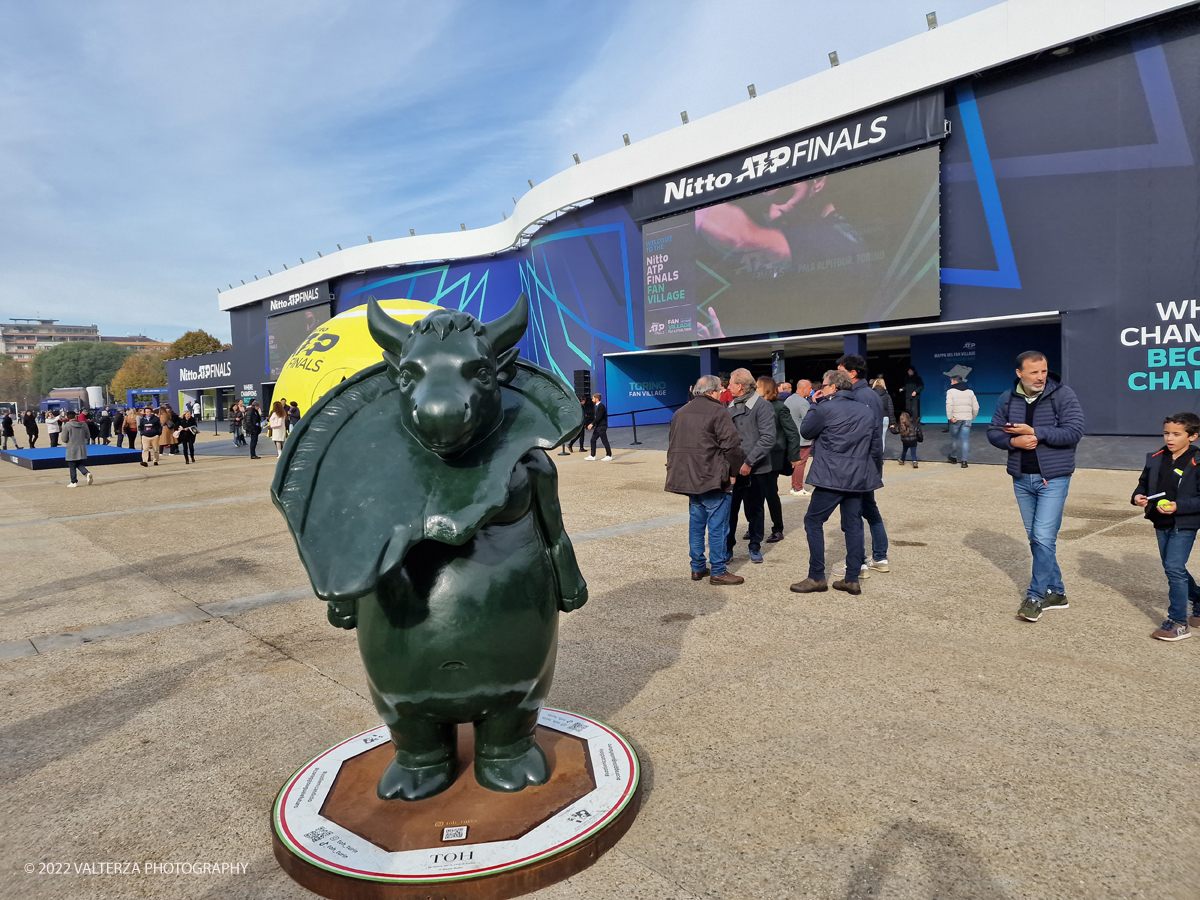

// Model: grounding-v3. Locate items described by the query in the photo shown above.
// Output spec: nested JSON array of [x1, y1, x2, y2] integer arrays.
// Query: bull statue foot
[[377, 756, 458, 801], [377, 721, 459, 801], [474, 709, 550, 793]]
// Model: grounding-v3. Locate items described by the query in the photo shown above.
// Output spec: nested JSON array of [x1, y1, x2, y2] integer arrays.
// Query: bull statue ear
[[366, 295, 412, 356], [484, 293, 528, 355], [496, 346, 520, 385]]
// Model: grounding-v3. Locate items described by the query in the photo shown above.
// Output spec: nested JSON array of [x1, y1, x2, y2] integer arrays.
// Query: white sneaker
[[67, 482, 78, 488], [833, 564, 870, 579], [867, 558, 890, 573], [85, 472, 93, 485], [789, 489, 810, 497], [585, 455, 596, 460], [601, 456, 613, 462]]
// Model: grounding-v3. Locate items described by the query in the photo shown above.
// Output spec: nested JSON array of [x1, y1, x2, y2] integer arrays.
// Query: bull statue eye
[[476, 367, 492, 384], [398, 367, 420, 389]]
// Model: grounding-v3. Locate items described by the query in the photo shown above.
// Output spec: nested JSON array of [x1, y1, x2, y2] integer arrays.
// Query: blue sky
[[0, 0, 1000, 343]]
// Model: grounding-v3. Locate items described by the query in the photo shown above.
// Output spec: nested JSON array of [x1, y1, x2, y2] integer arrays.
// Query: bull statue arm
[[525, 449, 588, 612]]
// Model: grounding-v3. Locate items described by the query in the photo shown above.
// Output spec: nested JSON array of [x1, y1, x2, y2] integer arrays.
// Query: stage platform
[[0, 445, 143, 471]]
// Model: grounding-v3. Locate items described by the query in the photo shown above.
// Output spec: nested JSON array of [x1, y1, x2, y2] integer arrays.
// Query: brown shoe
[[691, 568, 710, 581], [710, 573, 744, 585], [789, 579, 828, 593], [1189, 616, 1200, 629], [832, 579, 862, 595]]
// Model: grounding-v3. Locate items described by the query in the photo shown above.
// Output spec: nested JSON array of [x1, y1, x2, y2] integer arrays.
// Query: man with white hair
[[665, 375, 746, 585], [726, 367, 776, 565]]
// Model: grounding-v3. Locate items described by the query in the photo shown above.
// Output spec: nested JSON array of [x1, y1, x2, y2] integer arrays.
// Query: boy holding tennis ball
[[1132, 412, 1200, 641]]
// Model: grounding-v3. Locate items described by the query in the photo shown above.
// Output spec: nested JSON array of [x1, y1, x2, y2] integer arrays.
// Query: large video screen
[[642, 146, 940, 345], [267, 304, 331, 379]]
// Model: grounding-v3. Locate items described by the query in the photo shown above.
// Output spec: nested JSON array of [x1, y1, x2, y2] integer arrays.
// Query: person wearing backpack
[[894, 411, 923, 467], [987, 351, 1085, 623]]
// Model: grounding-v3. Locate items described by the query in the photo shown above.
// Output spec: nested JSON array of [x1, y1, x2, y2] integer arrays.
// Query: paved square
[[1, 438, 1196, 899]]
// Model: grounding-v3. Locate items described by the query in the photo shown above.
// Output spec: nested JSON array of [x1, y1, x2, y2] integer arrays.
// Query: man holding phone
[[988, 351, 1085, 622]]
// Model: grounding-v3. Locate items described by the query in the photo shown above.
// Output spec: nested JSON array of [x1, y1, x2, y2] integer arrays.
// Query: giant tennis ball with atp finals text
[[274, 298, 442, 414]]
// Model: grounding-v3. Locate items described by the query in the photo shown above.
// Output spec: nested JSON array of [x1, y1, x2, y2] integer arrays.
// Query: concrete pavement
[[1, 443, 1197, 899]]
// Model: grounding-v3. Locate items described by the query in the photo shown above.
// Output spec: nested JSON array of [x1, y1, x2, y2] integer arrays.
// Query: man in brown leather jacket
[[665, 375, 746, 585]]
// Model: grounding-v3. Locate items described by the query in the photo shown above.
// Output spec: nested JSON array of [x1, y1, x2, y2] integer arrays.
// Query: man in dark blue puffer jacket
[[987, 351, 1086, 623]]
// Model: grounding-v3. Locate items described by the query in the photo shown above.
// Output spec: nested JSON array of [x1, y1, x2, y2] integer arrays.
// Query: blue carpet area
[[1, 445, 143, 470]]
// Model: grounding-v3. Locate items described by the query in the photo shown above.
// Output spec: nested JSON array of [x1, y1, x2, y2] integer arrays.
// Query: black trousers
[[180, 435, 195, 461], [764, 470, 785, 533], [590, 427, 610, 457], [249, 431, 260, 457], [50, 433, 59, 448], [728, 473, 768, 553], [572, 425, 590, 451], [27, 432, 37, 448], [804, 488, 864, 582]]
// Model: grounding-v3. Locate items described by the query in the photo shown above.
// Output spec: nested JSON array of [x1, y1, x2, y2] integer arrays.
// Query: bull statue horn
[[367, 296, 412, 355], [484, 294, 528, 354]]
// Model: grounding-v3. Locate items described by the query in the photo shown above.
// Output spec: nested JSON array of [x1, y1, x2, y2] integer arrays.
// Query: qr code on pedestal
[[441, 826, 468, 841], [304, 827, 333, 843]]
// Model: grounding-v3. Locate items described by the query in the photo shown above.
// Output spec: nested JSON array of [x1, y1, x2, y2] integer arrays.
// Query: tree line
[[0, 330, 228, 407]]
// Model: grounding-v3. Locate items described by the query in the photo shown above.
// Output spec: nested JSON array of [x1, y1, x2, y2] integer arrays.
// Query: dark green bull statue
[[271, 294, 587, 801]]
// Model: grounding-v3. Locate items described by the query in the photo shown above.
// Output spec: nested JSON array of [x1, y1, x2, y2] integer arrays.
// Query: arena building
[[180, 0, 1200, 435]]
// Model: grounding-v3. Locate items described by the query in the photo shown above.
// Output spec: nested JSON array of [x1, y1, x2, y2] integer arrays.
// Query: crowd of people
[[226, 399, 299, 459], [659, 351, 1200, 643]]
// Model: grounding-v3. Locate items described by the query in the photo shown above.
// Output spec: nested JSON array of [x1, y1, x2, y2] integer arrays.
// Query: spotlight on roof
[[747, 84, 757, 99], [680, 110, 689, 124], [229, 284, 233, 289], [410, 229, 416, 236], [512, 197, 517, 204], [367, 236, 373, 242], [268, 269, 273, 275], [317, 251, 323, 257], [240, 279, 245, 285], [622, 133, 630, 146], [336, 243, 342, 250], [828, 51, 839, 67], [528, 179, 534, 188], [299, 258, 304, 264], [572, 153, 581, 165], [1051, 45, 1073, 56], [502, 211, 508, 220], [926, 11, 938, 30], [283, 263, 288, 269], [254, 275, 258, 280], [460, 223, 466, 231]]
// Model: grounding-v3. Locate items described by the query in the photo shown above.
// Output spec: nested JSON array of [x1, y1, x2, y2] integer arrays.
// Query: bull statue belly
[[272, 294, 587, 801]]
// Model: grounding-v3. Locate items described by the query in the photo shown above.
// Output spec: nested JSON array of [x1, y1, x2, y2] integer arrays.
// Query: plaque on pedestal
[[272, 709, 641, 899]]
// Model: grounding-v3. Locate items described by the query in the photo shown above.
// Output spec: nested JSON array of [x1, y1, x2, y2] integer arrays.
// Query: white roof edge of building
[[218, 0, 1191, 312]]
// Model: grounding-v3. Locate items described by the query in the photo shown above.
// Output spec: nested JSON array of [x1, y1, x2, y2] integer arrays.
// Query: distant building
[[1, 318, 100, 361], [0, 320, 167, 362]]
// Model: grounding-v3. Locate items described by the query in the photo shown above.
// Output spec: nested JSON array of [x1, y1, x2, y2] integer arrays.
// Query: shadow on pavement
[[1076, 550, 1164, 624], [845, 820, 1008, 900], [963, 529, 1029, 594]]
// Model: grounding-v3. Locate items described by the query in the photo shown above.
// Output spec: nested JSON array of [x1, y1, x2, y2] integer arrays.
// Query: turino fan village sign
[[269, 295, 641, 900]]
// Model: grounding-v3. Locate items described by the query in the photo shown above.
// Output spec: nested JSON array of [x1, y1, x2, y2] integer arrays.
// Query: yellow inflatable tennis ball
[[274, 298, 442, 413]]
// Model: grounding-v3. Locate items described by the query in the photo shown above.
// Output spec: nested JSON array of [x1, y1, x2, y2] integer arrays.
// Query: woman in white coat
[[268, 401, 288, 457]]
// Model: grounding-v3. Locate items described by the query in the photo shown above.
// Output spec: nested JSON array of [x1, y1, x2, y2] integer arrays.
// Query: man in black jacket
[[586, 393, 611, 461], [665, 375, 746, 585], [791, 370, 881, 596], [837, 354, 890, 579], [245, 400, 264, 459], [137, 406, 162, 467]]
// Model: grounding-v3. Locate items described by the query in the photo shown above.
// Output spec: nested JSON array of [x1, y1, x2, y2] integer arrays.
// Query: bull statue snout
[[367, 295, 527, 458]]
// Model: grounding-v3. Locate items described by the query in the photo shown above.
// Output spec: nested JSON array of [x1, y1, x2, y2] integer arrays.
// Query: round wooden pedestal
[[272, 709, 641, 899]]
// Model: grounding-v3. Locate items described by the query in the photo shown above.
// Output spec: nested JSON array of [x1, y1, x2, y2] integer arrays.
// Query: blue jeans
[[861, 490, 888, 562], [67, 461, 90, 484], [689, 490, 732, 576], [949, 419, 972, 461], [804, 488, 864, 582], [1012, 474, 1071, 600], [1155, 527, 1200, 624], [900, 444, 918, 463]]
